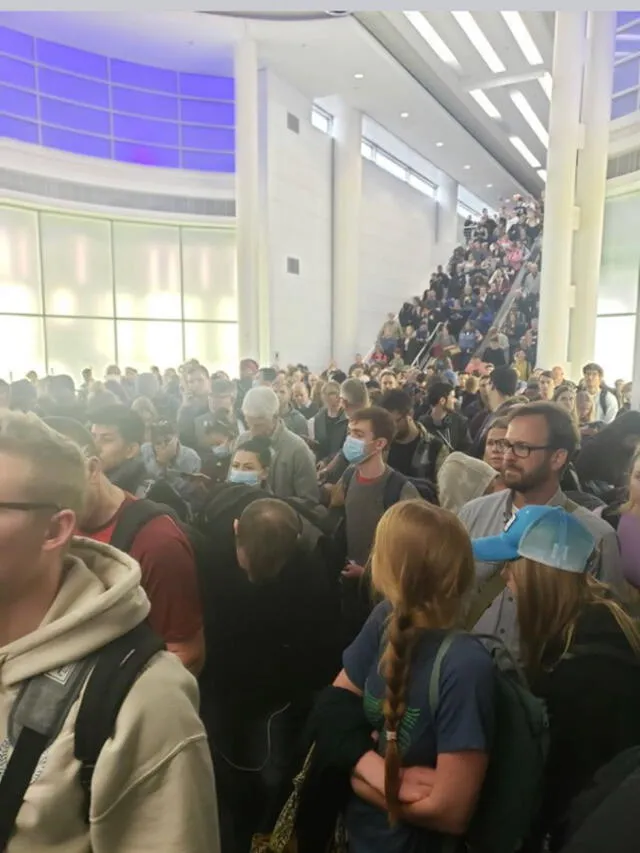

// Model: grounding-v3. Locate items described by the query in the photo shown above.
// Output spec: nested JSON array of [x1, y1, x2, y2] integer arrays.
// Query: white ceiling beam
[[462, 68, 549, 92]]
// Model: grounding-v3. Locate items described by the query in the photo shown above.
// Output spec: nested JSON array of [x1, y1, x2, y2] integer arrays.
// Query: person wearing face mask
[[227, 437, 272, 489], [332, 406, 420, 641]]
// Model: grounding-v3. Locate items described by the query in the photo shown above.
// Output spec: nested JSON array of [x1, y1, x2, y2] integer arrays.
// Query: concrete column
[[234, 39, 265, 363], [536, 12, 586, 370], [331, 100, 362, 369], [436, 174, 459, 261], [568, 11, 616, 374]]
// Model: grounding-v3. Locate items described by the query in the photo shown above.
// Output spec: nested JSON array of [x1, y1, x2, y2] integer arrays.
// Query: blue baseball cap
[[472, 505, 596, 573]]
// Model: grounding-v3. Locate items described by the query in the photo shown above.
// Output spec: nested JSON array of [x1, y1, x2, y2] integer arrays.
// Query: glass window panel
[[181, 228, 237, 321], [111, 86, 179, 120], [36, 39, 108, 80], [376, 151, 407, 180], [611, 90, 638, 119], [0, 84, 37, 119], [0, 26, 34, 60], [112, 222, 182, 319], [110, 59, 178, 94], [180, 73, 234, 100], [184, 322, 238, 378], [595, 315, 636, 383], [598, 194, 640, 315], [182, 125, 234, 151], [181, 150, 234, 172], [40, 96, 110, 135], [113, 113, 179, 146], [46, 316, 115, 380], [614, 58, 639, 93], [40, 213, 114, 317], [38, 67, 110, 108], [114, 140, 179, 169], [116, 320, 183, 372], [180, 99, 235, 127], [0, 315, 45, 380], [0, 113, 38, 144], [41, 125, 111, 159], [0, 205, 42, 314], [0, 55, 35, 90]]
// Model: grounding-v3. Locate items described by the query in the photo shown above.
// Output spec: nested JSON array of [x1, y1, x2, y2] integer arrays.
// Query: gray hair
[[242, 386, 279, 419]]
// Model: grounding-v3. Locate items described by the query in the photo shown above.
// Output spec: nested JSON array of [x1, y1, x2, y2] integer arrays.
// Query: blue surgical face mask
[[212, 444, 231, 458], [228, 468, 261, 487], [343, 435, 367, 464]]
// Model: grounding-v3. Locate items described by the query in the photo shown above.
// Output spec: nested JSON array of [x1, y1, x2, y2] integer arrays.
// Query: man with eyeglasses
[[0, 412, 219, 852], [458, 401, 624, 657]]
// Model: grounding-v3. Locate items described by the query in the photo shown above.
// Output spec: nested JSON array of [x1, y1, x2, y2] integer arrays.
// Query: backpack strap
[[74, 622, 165, 822], [0, 656, 97, 851], [428, 633, 458, 713], [465, 568, 507, 631], [383, 469, 408, 510], [110, 499, 169, 554], [341, 465, 356, 497]]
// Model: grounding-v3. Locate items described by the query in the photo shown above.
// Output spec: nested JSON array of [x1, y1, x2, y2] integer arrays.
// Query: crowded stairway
[[1, 181, 639, 853]]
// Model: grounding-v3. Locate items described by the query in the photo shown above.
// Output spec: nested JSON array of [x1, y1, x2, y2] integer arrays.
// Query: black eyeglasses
[[0, 502, 61, 512], [495, 439, 553, 459]]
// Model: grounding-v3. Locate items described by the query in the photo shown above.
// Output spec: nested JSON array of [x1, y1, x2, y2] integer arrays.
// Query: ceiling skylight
[[501, 12, 544, 65], [509, 135, 541, 168], [470, 88, 501, 118], [404, 12, 461, 69], [510, 90, 549, 147], [452, 11, 506, 73]]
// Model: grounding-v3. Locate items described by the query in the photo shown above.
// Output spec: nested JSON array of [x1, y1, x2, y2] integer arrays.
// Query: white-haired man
[[238, 387, 319, 504]]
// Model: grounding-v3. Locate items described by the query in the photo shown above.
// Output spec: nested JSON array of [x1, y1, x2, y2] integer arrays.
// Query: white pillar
[[234, 39, 264, 363], [568, 11, 616, 375], [536, 12, 586, 370], [436, 174, 459, 261], [331, 100, 362, 369]]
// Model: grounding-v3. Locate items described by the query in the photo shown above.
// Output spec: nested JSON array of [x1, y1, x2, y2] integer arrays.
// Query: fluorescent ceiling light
[[510, 90, 549, 147], [404, 11, 461, 68], [501, 11, 543, 65], [509, 135, 541, 168], [539, 72, 552, 99], [452, 11, 506, 73], [537, 169, 547, 182], [470, 88, 501, 118]]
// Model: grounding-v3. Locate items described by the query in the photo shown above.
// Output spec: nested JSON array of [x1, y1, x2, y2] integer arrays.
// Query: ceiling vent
[[0, 168, 235, 217], [607, 148, 640, 180]]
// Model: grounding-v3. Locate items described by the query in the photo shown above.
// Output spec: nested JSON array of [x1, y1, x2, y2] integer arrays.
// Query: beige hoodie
[[437, 451, 499, 515], [0, 538, 220, 853]]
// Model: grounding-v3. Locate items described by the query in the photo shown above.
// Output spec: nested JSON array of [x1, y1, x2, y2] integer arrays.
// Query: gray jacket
[[237, 419, 319, 504]]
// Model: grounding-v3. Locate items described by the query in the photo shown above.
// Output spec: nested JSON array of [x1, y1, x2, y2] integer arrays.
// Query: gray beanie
[[437, 452, 498, 514]]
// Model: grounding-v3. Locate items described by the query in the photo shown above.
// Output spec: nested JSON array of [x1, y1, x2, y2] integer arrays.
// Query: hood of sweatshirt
[[0, 537, 150, 687], [438, 451, 499, 514]]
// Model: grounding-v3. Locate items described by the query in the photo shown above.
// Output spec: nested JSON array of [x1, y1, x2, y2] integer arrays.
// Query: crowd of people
[[1, 189, 639, 853], [1, 334, 639, 853]]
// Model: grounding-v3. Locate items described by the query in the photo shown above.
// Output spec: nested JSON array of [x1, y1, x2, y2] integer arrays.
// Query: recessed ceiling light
[[463, 164, 471, 170], [510, 90, 549, 147], [509, 135, 541, 168], [354, 73, 364, 79], [501, 11, 543, 66], [400, 111, 409, 118], [486, 183, 493, 188], [452, 11, 505, 74], [436, 141, 444, 147], [404, 11, 461, 69], [469, 88, 501, 119]]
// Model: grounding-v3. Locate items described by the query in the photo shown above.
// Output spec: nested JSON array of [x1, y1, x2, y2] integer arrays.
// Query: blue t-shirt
[[343, 601, 495, 853]]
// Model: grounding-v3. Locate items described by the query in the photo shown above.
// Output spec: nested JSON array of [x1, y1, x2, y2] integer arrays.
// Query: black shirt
[[388, 434, 420, 477]]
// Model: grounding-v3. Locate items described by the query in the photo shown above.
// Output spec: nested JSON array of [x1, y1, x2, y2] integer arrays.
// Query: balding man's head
[[235, 498, 300, 583]]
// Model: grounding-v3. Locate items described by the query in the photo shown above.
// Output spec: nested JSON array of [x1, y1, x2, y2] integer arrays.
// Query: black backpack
[[0, 622, 164, 851]]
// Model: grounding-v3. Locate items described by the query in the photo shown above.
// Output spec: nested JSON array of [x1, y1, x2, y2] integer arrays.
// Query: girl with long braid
[[333, 500, 495, 852]]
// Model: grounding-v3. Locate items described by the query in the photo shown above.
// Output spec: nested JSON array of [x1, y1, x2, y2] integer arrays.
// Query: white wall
[[357, 160, 437, 353], [262, 71, 333, 371]]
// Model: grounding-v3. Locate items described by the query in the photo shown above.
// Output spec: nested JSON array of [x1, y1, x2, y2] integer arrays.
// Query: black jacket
[[420, 410, 472, 454], [313, 408, 348, 463], [532, 605, 640, 850]]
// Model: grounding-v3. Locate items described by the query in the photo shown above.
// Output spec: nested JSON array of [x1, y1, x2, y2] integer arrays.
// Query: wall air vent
[[0, 168, 235, 217], [287, 257, 300, 275], [287, 113, 301, 134]]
